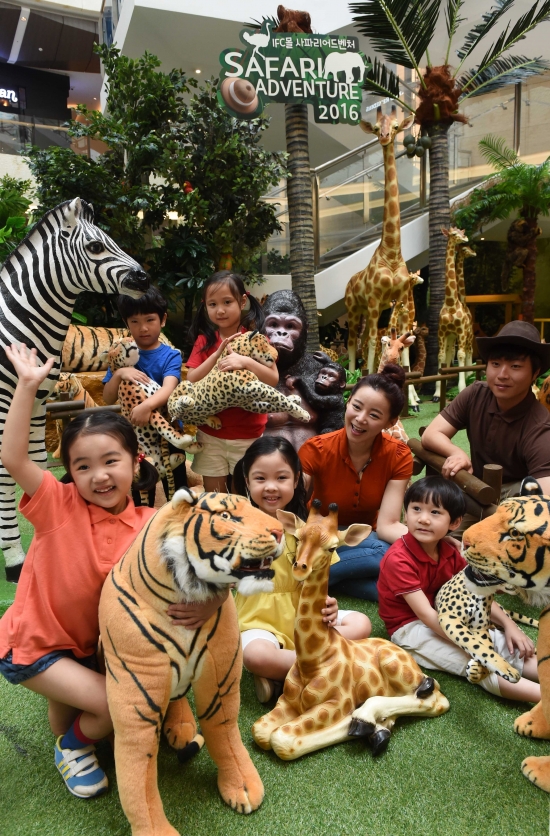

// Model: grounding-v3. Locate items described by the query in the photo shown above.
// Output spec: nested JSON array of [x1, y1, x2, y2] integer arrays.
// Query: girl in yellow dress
[[233, 436, 371, 703]]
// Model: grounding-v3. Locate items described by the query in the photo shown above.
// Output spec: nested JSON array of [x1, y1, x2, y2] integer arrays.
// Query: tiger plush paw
[[217, 755, 264, 814], [521, 755, 550, 792], [515, 701, 550, 740]]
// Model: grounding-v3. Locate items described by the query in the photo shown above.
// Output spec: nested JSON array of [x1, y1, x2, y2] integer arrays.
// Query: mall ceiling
[[0, 1, 99, 72]]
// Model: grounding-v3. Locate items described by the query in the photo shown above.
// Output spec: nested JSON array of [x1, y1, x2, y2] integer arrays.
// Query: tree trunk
[[425, 121, 451, 383], [521, 218, 541, 324], [284, 102, 319, 352]]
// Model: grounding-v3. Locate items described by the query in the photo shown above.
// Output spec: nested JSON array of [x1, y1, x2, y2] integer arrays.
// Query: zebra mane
[[0, 198, 96, 274]]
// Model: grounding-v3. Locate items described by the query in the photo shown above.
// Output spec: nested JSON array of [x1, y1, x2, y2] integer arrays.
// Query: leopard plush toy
[[462, 477, 550, 792], [169, 331, 310, 427], [436, 568, 538, 685], [107, 338, 201, 499], [99, 488, 284, 835]]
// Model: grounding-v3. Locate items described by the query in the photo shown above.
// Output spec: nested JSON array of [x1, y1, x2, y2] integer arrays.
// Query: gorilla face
[[264, 313, 304, 356], [314, 366, 346, 394]]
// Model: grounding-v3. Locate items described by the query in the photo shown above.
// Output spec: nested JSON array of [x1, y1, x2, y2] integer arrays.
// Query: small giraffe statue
[[456, 243, 476, 372], [252, 502, 449, 760], [433, 227, 470, 401], [378, 328, 414, 443], [399, 271, 424, 411], [412, 324, 429, 375], [345, 107, 413, 374]]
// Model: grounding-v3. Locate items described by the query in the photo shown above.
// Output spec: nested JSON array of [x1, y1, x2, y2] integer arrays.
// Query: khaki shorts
[[191, 431, 259, 477], [391, 619, 524, 696]]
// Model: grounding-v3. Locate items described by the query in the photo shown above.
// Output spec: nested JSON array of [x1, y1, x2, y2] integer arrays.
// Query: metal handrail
[[311, 137, 379, 174], [320, 148, 408, 200]]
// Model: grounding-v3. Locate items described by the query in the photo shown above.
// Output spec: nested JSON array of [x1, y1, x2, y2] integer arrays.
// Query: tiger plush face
[[160, 489, 284, 600], [463, 478, 550, 607], [53, 372, 81, 400]]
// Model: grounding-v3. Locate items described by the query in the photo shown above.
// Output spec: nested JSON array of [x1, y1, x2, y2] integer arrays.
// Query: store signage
[[218, 22, 370, 125], [0, 87, 18, 103]]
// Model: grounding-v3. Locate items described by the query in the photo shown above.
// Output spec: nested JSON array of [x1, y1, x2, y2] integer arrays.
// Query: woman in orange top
[[299, 364, 413, 601]]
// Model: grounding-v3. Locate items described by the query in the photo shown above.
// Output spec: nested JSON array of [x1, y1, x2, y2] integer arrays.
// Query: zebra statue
[[0, 197, 149, 581]]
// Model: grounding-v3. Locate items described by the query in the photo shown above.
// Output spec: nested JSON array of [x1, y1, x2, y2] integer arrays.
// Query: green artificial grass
[[1, 409, 550, 835]]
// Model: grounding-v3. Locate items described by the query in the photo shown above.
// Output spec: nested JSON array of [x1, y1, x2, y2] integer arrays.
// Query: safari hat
[[476, 320, 550, 374]]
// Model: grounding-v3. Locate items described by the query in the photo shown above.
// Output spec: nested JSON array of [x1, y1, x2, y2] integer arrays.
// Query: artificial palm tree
[[350, 0, 550, 374], [453, 136, 550, 323]]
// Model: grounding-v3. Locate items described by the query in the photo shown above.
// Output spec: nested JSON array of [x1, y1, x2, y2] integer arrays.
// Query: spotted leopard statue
[[107, 338, 201, 498], [170, 331, 310, 427], [436, 567, 538, 685], [462, 477, 550, 792]]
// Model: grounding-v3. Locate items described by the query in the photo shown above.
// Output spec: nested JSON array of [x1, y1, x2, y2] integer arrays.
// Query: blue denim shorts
[[0, 649, 98, 685]]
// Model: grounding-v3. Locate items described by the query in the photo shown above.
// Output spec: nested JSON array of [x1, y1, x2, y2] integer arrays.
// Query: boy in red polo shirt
[[378, 476, 540, 701]]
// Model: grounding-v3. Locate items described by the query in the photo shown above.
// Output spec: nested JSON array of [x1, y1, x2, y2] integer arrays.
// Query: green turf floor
[[1, 402, 549, 835]]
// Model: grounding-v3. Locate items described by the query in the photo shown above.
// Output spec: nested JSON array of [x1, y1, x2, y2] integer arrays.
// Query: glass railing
[[0, 114, 70, 155], [263, 71, 550, 274]]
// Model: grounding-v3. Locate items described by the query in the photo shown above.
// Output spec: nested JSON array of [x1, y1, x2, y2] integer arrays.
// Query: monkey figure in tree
[[262, 290, 345, 449]]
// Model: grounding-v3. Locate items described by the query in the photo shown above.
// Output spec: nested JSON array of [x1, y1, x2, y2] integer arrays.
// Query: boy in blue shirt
[[103, 286, 186, 502]]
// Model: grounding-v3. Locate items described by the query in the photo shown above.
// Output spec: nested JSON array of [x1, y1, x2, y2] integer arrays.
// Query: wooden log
[[51, 405, 121, 420], [407, 438, 498, 504], [46, 400, 86, 414], [412, 456, 426, 476], [482, 464, 503, 501], [439, 364, 486, 374]]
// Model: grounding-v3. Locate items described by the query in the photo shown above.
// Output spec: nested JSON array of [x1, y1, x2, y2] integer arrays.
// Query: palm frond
[[350, 0, 441, 74], [455, 0, 515, 63], [361, 57, 415, 112], [458, 55, 550, 98], [458, 0, 550, 82], [445, 0, 466, 63], [479, 135, 519, 170]]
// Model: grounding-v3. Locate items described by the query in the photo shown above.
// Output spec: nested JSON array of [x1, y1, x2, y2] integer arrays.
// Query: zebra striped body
[[0, 197, 149, 577]]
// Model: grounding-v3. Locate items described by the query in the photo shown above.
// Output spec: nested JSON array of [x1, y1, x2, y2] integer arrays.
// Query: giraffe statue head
[[441, 226, 468, 247], [277, 500, 370, 581], [459, 244, 476, 260], [409, 270, 424, 289], [360, 105, 413, 147], [378, 328, 416, 371]]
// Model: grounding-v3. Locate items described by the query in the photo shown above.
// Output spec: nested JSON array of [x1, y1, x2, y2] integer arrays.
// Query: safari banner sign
[[218, 21, 370, 125]]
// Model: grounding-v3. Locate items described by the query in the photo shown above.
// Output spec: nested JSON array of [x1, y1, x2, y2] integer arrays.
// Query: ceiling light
[[480, 236, 485, 240], [38, 47, 43, 51], [93, 97, 97, 100], [21, 15, 26, 21], [195, 69, 201, 74]]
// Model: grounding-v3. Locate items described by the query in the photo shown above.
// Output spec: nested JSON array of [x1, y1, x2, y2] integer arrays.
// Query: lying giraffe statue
[[252, 502, 449, 760]]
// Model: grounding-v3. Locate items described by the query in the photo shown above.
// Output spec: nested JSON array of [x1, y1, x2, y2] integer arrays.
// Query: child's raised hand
[[6, 343, 54, 388], [322, 595, 339, 626]]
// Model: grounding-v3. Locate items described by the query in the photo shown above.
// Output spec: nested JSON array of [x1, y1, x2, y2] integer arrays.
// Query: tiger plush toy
[[168, 331, 310, 427], [61, 324, 176, 372], [462, 477, 550, 792], [51, 372, 98, 459], [436, 568, 538, 685], [107, 338, 200, 499], [99, 488, 284, 835]]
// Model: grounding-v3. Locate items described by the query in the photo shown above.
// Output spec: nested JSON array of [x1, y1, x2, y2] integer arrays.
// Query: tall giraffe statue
[[433, 227, 470, 401], [456, 243, 476, 371], [345, 107, 413, 374], [397, 270, 424, 411], [252, 502, 449, 760]]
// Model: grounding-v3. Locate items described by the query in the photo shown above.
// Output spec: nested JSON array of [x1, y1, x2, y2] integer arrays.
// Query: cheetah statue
[[436, 567, 538, 684], [107, 338, 201, 498], [169, 331, 311, 427]]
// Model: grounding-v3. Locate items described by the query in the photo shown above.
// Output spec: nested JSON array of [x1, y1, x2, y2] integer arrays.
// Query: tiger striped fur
[[0, 198, 148, 578], [61, 325, 176, 372], [99, 488, 284, 834]]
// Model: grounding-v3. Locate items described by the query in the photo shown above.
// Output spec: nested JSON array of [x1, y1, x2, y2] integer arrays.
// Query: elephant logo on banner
[[324, 51, 366, 84]]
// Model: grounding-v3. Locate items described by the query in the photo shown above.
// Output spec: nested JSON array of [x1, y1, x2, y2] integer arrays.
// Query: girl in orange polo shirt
[[0, 344, 223, 801], [299, 364, 413, 601]]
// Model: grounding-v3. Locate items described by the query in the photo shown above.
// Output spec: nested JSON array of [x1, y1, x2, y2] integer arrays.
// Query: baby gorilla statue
[[286, 352, 346, 435]]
